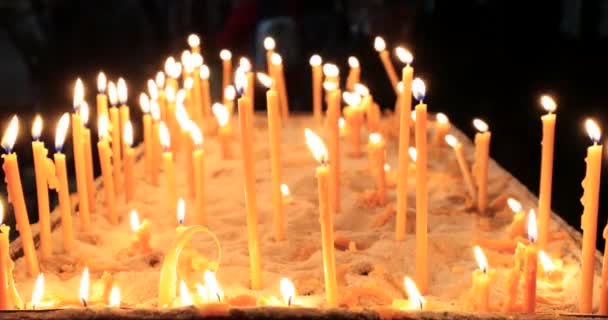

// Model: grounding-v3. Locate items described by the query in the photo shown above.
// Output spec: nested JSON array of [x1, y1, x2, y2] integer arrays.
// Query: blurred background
[[0, 0, 608, 248]]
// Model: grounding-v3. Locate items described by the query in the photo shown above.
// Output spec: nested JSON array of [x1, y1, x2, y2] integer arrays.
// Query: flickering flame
[[412, 78, 426, 102], [109, 285, 121, 308], [220, 49, 232, 61], [31, 273, 44, 309], [159, 122, 170, 150], [165, 85, 176, 102], [191, 53, 203, 67], [348, 56, 359, 68], [190, 123, 203, 147], [117, 78, 128, 104], [271, 53, 282, 65], [309, 54, 322, 67], [280, 184, 290, 197], [338, 117, 345, 129], [79, 267, 89, 306], [175, 105, 189, 129], [304, 128, 328, 164], [395, 47, 414, 65], [444, 134, 458, 148], [323, 81, 337, 92], [235, 68, 248, 94], [369, 133, 382, 144], [384, 164, 391, 171], [343, 91, 361, 107], [585, 119, 601, 143], [150, 101, 161, 121], [257, 72, 273, 88], [2, 115, 19, 152], [473, 118, 489, 133], [130, 210, 141, 231], [403, 276, 425, 310], [140, 93, 150, 113], [181, 50, 193, 73], [354, 83, 369, 96], [177, 198, 185, 225], [474, 245, 489, 274], [538, 250, 555, 273], [184, 77, 193, 90], [408, 147, 417, 162], [74, 78, 84, 108], [123, 121, 133, 147], [164, 57, 175, 76], [147, 80, 158, 100], [55, 113, 70, 151], [169, 62, 182, 79], [540, 95, 557, 113], [397, 81, 403, 93], [224, 86, 236, 100], [528, 209, 538, 243], [97, 72, 107, 93], [212, 103, 230, 127], [200, 65, 210, 80], [155, 71, 165, 88], [179, 280, 193, 306], [323, 63, 339, 77], [108, 81, 118, 106], [80, 101, 90, 126], [176, 89, 186, 106], [98, 114, 109, 140], [32, 115, 42, 140], [187, 34, 200, 48], [507, 198, 522, 213], [239, 57, 251, 71], [436, 113, 449, 124], [280, 277, 296, 306], [204, 270, 223, 302], [374, 36, 386, 52], [264, 37, 276, 50]]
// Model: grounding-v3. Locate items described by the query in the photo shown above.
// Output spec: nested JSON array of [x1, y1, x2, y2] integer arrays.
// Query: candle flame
[[74, 78, 84, 109], [235, 68, 248, 94], [369, 133, 383, 144], [159, 122, 170, 150], [204, 270, 223, 302], [179, 280, 193, 306], [140, 93, 150, 113], [200, 65, 210, 80], [181, 51, 192, 70], [397, 81, 404, 93], [374, 36, 386, 52], [585, 119, 601, 143], [309, 54, 322, 67], [239, 57, 251, 71], [264, 37, 276, 50], [408, 147, 417, 162], [98, 114, 109, 140], [280, 277, 296, 306], [109, 285, 121, 308], [348, 56, 359, 68], [130, 210, 141, 231], [322, 63, 339, 77], [473, 118, 489, 133], [436, 113, 449, 124], [411, 78, 426, 102], [176, 89, 186, 106], [155, 71, 165, 88], [323, 81, 337, 92], [220, 49, 232, 61], [538, 250, 555, 273], [395, 47, 414, 65], [31, 273, 44, 308], [271, 53, 282, 66], [384, 163, 391, 171], [170, 62, 182, 79], [304, 128, 328, 164], [339, 117, 345, 128], [31, 115, 42, 140], [108, 81, 118, 106], [527, 209, 538, 243], [191, 53, 203, 67], [147, 80, 158, 100], [164, 57, 175, 76], [80, 101, 90, 126], [175, 104, 190, 129], [212, 103, 230, 127], [177, 197, 185, 225], [257, 72, 273, 88], [445, 134, 458, 148], [55, 113, 70, 151], [540, 95, 557, 113], [403, 277, 425, 310], [354, 83, 369, 96], [343, 91, 361, 107], [195, 283, 209, 302], [97, 72, 107, 93], [280, 184, 290, 197], [117, 78, 128, 104], [507, 198, 522, 213], [184, 77, 193, 90], [2, 115, 19, 152], [123, 121, 133, 147], [189, 123, 203, 147], [474, 245, 489, 274], [187, 34, 200, 48], [150, 100, 161, 121], [165, 85, 176, 103], [224, 85, 236, 100], [79, 267, 89, 306]]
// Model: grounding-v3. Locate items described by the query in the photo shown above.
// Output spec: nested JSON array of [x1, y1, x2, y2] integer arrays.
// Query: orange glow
[[280, 184, 290, 197], [280, 277, 296, 306], [369, 133, 382, 145], [304, 128, 328, 164], [2, 115, 19, 152], [31, 273, 44, 309], [204, 270, 223, 302], [31, 115, 42, 140], [445, 134, 458, 148], [408, 147, 417, 162], [179, 280, 193, 306], [474, 245, 489, 274], [55, 113, 70, 151], [97, 72, 107, 93], [538, 250, 555, 273], [130, 210, 141, 231]]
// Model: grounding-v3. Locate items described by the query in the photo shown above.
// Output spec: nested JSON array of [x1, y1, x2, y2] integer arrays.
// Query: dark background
[[0, 0, 607, 249]]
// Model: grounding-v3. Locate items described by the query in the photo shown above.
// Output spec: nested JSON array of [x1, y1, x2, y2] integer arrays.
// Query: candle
[[117, 78, 130, 159], [79, 267, 89, 306], [130, 210, 151, 252], [309, 55, 323, 123], [324, 82, 341, 214], [108, 81, 123, 193], [600, 225, 608, 314], [506, 198, 526, 239], [164, 85, 179, 153], [258, 73, 285, 241], [304, 128, 338, 307], [264, 37, 275, 75], [30, 115, 52, 259], [237, 70, 262, 290], [190, 124, 205, 225], [1, 115, 39, 276], [412, 78, 429, 293], [395, 47, 413, 241], [523, 210, 538, 313], [150, 100, 161, 185], [30, 273, 44, 310], [404, 276, 426, 310], [191, 54, 204, 123], [80, 102, 96, 212], [109, 285, 120, 308], [433, 113, 451, 147], [97, 72, 108, 117], [368, 133, 387, 204], [224, 85, 236, 116], [154, 72, 167, 121], [538, 95, 556, 249], [123, 120, 135, 202], [471, 246, 491, 311], [323, 63, 340, 87], [53, 113, 75, 252], [445, 134, 477, 203], [160, 122, 178, 218], [473, 119, 491, 215], [280, 278, 296, 306], [354, 84, 376, 132], [0, 202, 11, 309], [271, 53, 290, 121], [503, 243, 525, 312], [580, 119, 602, 313], [240, 58, 255, 110], [212, 103, 233, 159], [343, 91, 363, 157], [140, 93, 152, 177], [346, 56, 360, 91], [200, 65, 212, 122], [374, 36, 399, 93], [97, 115, 118, 225], [165, 57, 181, 92], [281, 184, 293, 204], [220, 49, 232, 94], [72, 79, 91, 232]]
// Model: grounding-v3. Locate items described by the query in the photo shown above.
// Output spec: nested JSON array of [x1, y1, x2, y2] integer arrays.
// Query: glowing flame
[[191, 53, 203, 67], [343, 91, 362, 107], [200, 65, 210, 80], [436, 113, 449, 124], [264, 37, 276, 50], [304, 128, 328, 164], [165, 85, 176, 102], [109, 285, 120, 308], [348, 56, 359, 68], [374, 36, 386, 52], [190, 123, 203, 147], [384, 164, 391, 171], [0, 200, 4, 224], [354, 83, 369, 96], [397, 81, 404, 93], [182, 51, 194, 73], [369, 133, 382, 145], [239, 57, 251, 71], [408, 147, 417, 162], [55, 113, 70, 151], [403, 277, 425, 310], [155, 72, 165, 88], [235, 68, 248, 94], [177, 198, 185, 225], [540, 95, 557, 113], [395, 47, 413, 65], [97, 72, 107, 93], [159, 122, 170, 150], [538, 250, 555, 273], [179, 280, 193, 306], [195, 284, 209, 302], [150, 101, 161, 121], [507, 198, 522, 213], [280, 184, 290, 197], [528, 209, 537, 243], [2, 115, 19, 152], [220, 49, 232, 61], [585, 119, 601, 143], [176, 89, 186, 106], [224, 86, 236, 100], [74, 78, 84, 108], [175, 105, 190, 130], [280, 278, 296, 306], [164, 57, 175, 76], [257, 73, 273, 88], [147, 80, 158, 100], [32, 115, 42, 140], [98, 114, 109, 140], [184, 77, 193, 90], [117, 78, 128, 104], [473, 119, 489, 133], [79, 267, 89, 306], [31, 273, 44, 308], [130, 210, 141, 231], [271, 53, 282, 66], [309, 54, 322, 67], [212, 103, 230, 127], [108, 81, 118, 106], [445, 134, 458, 148], [474, 245, 489, 274], [204, 270, 223, 302], [338, 117, 345, 129], [80, 101, 90, 126], [323, 81, 337, 92], [323, 64, 339, 77], [140, 93, 150, 113], [412, 78, 426, 102], [123, 121, 133, 147], [187, 34, 200, 48]]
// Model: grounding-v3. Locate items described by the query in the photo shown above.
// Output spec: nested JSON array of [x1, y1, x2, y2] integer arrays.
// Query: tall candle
[[196, 66, 209, 123], [445, 135, 477, 203], [580, 119, 602, 313], [0, 203, 10, 309], [30, 115, 52, 259], [80, 102, 96, 212], [368, 133, 387, 204], [140, 93, 152, 177], [395, 47, 413, 241], [155, 72, 167, 122], [123, 121, 135, 202], [164, 85, 179, 153], [53, 113, 75, 252], [374, 36, 399, 93], [150, 100, 161, 185], [72, 79, 91, 232], [346, 57, 360, 91], [97, 115, 118, 225], [159, 122, 178, 218], [1, 116, 39, 276], [538, 95, 556, 249], [271, 53, 289, 121], [506, 198, 526, 239], [503, 243, 525, 312], [413, 78, 428, 293], [108, 82, 123, 193], [433, 113, 451, 147], [343, 92, 364, 157], [130, 210, 151, 252], [600, 224, 608, 314], [310, 55, 323, 124], [473, 119, 491, 215], [117, 78, 130, 160], [264, 37, 275, 76], [220, 50, 232, 94], [304, 128, 338, 307], [212, 103, 233, 159], [325, 82, 341, 214], [191, 53, 203, 125], [523, 210, 538, 313], [471, 246, 490, 311], [190, 125, 205, 225], [96, 72, 108, 117]]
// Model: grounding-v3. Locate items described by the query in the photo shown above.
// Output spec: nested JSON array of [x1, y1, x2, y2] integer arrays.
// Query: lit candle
[[258, 73, 285, 241], [271, 53, 289, 121], [179, 280, 193, 306], [212, 103, 233, 159], [433, 113, 451, 147], [188, 33, 200, 53], [123, 120, 135, 202], [538, 95, 556, 249], [140, 93, 152, 177], [190, 124, 205, 225], [108, 285, 120, 308], [97, 115, 118, 225], [580, 119, 602, 313], [224, 85, 236, 116], [473, 119, 491, 215], [323, 63, 340, 87], [117, 78, 130, 159], [523, 210, 538, 313], [471, 246, 491, 311], [264, 37, 276, 75], [108, 81, 123, 193], [29, 273, 44, 310], [130, 210, 151, 252], [355, 84, 378, 132], [309, 55, 323, 123], [1, 116, 39, 276], [200, 65, 211, 122], [539, 250, 563, 282], [280, 278, 296, 306], [240, 58, 255, 110], [503, 243, 525, 312], [0, 201, 12, 309], [220, 49, 232, 94], [395, 47, 413, 241], [160, 122, 178, 218], [404, 276, 425, 310], [374, 36, 399, 93], [600, 225, 608, 314], [506, 198, 526, 239], [53, 113, 75, 253], [79, 267, 89, 306], [445, 134, 476, 203], [150, 100, 161, 185], [412, 78, 429, 293], [155, 72, 167, 121], [165, 57, 181, 92], [346, 56, 360, 91], [80, 102, 96, 212], [97, 72, 108, 117], [281, 184, 293, 204], [191, 53, 204, 125], [324, 81, 341, 214], [343, 91, 363, 157], [304, 128, 337, 307], [72, 79, 91, 232], [368, 133, 387, 204], [30, 115, 52, 259]]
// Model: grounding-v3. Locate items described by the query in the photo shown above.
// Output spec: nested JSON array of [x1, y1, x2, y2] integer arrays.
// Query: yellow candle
[[264, 37, 276, 75], [304, 128, 338, 307], [30, 115, 52, 259], [271, 53, 289, 121], [473, 119, 491, 215], [159, 122, 178, 218], [471, 246, 491, 311], [0, 202, 11, 309], [324, 83, 341, 214], [538, 95, 556, 249], [343, 92, 364, 157], [580, 119, 602, 313], [220, 49, 232, 94], [130, 210, 151, 252], [445, 134, 477, 203], [600, 225, 608, 314], [123, 121, 135, 202], [309, 55, 323, 124], [433, 113, 451, 147], [395, 47, 413, 241], [117, 78, 130, 160], [80, 102, 95, 213], [150, 101, 161, 186], [108, 82, 123, 193], [96, 72, 108, 117], [53, 113, 75, 253], [346, 57, 360, 91], [164, 85, 179, 153], [1, 116, 39, 276], [191, 54, 203, 125], [140, 93, 152, 177], [154, 72, 167, 122], [503, 243, 525, 312], [200, 65, 211, 122], [188, 34, 200, 53], [374, 36, 399, 94], [190, 125, 205, 225], [72, 79, 91, 232], [97, 115, 118, 225], [212, 104, 233, 159], [523, 210, 538, 313], [368, 133, 387, 204]]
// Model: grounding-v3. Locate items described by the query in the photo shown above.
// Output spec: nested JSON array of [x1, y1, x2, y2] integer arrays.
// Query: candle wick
[[216, 293, 221, 302], [81, 298, 88, 307], [288, 296, 292, 307]]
